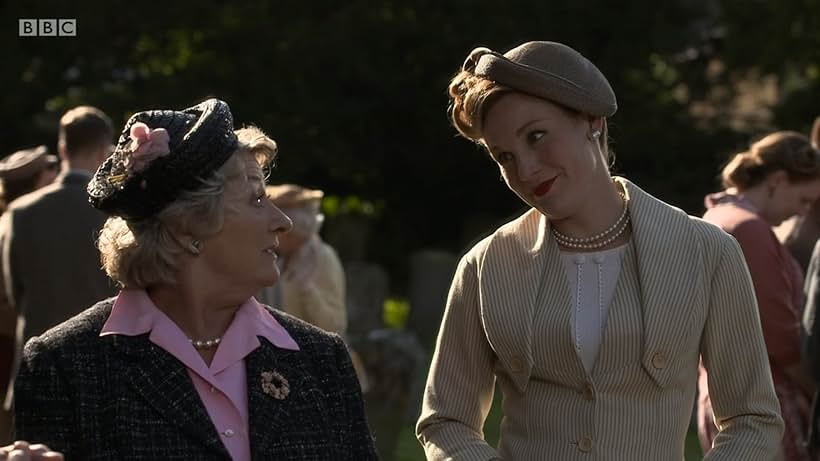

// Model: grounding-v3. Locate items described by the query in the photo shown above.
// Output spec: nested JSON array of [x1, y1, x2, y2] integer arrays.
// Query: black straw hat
[[87, 98, 238, 220]]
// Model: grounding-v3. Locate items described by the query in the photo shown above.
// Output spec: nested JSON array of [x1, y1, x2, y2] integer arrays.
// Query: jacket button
[[510, 356, 524, 373], [652, 352, 667, 369], [582, 384, 594, 401], [578, 435, 593, 452]]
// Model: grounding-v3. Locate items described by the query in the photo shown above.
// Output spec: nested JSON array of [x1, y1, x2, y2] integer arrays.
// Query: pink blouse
[[100, 289, 300, 460]]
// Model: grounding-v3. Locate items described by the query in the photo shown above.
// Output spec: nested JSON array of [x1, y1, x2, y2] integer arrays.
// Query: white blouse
[[560, 244, 628, 373]]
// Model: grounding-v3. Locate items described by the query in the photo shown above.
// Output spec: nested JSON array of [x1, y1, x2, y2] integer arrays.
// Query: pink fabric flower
[[124, 122, 170, 173]]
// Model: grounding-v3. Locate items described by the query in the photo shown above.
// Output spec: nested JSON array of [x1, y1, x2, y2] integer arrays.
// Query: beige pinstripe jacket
[[417, 178, 783, 460]]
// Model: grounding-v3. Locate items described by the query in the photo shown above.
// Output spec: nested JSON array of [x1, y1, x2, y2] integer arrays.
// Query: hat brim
[[474, 52, 617, 117]]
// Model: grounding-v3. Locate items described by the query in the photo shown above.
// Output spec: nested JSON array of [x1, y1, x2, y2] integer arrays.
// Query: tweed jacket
[[417, 178, 783, 461], [13, 298, 378, 460]]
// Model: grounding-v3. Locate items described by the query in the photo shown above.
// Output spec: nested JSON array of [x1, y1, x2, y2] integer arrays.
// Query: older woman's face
[[482, 92, 607, 220], [200, 154, 292, 294]]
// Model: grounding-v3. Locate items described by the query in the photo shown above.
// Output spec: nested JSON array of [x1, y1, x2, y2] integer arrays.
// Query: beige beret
[[464, 41, 617, 117]]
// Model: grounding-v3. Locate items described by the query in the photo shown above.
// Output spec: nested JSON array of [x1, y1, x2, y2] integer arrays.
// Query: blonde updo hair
[[97, 125, 278, 288], [447, 70, 611, 162], [721, 131, 820, 191]]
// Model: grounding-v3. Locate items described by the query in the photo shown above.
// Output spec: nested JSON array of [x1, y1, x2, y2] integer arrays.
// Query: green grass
[[393, 391, 704, 460]]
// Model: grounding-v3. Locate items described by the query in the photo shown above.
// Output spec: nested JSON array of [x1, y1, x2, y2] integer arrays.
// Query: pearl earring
[[591, 130, 601, 140], [190, 239, 201, 255]]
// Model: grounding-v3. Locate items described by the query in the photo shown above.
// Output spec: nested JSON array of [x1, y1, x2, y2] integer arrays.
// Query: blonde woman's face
[[481, 92, 607, 220]]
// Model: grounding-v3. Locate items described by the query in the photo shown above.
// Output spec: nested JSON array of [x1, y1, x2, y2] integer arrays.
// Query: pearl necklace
[[554, 215, 630, 250], [189, 337, 222, 349], [552, 194, 630, 250]]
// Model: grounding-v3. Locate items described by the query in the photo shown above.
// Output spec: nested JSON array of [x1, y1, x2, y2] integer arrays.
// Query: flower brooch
[[261, 370, 290, 400]]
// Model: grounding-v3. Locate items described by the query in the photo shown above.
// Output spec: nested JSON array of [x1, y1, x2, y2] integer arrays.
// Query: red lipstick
[[533, 178, 556, 197]]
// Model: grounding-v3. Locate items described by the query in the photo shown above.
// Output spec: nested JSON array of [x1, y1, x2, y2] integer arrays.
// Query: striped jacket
[[14, 298, 378, 460], [417, 178, 783, 460]]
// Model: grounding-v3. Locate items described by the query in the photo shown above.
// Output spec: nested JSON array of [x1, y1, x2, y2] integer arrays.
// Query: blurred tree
[[4, 0, 818, 294]]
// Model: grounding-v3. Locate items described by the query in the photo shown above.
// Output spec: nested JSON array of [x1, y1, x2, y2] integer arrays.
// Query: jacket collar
[[57, 169, 93, 187]]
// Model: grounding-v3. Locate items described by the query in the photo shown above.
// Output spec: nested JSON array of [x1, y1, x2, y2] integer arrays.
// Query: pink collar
[[101, 289, 300, 365]]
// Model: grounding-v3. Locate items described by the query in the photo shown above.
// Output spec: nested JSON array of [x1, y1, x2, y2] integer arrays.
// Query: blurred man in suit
[[0, 145, 61, 443], [0, 106, 118, 441]]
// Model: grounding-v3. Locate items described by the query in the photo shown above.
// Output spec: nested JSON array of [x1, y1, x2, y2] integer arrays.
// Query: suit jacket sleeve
[[701, 235, 784, 460], [416, 254, 501, 460], [328, 334, 378, 458], [13, 336, 79, 458], [802, 240, 820, 381]]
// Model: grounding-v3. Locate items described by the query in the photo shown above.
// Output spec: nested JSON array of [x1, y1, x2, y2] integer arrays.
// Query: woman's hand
[[0, 441, 63, 460]]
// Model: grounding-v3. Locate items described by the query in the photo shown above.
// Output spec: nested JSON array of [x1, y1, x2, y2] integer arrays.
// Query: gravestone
[[344, 261, 389, 340], [405, 249, 458, 350]]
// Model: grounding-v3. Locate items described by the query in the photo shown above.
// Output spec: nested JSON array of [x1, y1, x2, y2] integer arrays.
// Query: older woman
[[416, 41, 783, 460], [12, 99, 377, 460]]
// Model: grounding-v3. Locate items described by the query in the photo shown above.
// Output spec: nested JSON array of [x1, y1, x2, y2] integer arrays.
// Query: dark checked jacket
[[13, 298, 378, 460]]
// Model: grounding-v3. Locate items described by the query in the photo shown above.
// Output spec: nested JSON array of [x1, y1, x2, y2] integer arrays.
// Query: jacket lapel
[[246, 338, 330, 458], [619, 178, 704, 387], [111, 334, 229, 457], [480, 209, 559, 392]]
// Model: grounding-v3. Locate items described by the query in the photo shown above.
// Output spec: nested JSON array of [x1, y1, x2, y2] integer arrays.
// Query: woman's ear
[[589, 116, 604, 133], [587, 116, 604, 141], [167, 224, 200, 255], [765, 170, 789, 192]]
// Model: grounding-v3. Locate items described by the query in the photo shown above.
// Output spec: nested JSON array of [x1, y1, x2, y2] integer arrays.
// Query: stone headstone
[[406, 249, 457, 349], [345, 261, 389, 340]]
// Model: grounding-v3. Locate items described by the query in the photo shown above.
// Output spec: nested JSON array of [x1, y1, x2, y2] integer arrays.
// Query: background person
[[699, 131, 820, 460], [257, 184, 347, 335]]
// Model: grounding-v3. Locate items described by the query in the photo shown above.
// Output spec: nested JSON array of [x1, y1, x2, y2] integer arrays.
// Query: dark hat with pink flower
[[87, 98, 238, 220]]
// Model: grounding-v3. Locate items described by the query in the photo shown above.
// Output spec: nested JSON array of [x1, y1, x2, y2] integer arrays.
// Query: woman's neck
[[550, 179, 629, 250], [147, 284, 241, 351], [736, 185, 768, 213]]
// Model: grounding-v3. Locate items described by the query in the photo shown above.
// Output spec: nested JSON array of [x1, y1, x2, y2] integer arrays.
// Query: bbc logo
[[19, 19, 76, 37]]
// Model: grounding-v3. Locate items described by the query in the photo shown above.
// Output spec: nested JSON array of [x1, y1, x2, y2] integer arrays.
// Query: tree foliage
[[5, 0, 819, 293]]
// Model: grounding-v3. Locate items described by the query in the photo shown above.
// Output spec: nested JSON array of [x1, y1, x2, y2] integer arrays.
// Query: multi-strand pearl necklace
[[553, 193, 630, 250], [189, 337, 222, 349]]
